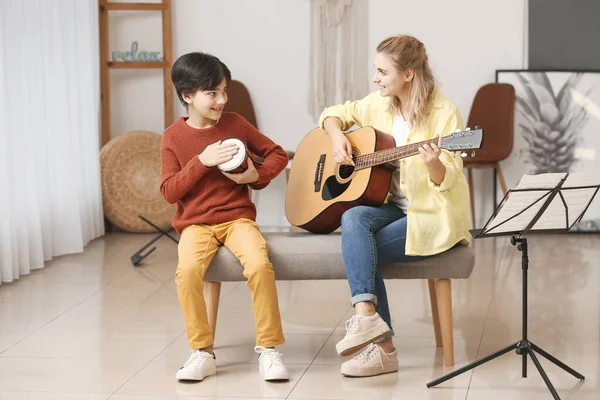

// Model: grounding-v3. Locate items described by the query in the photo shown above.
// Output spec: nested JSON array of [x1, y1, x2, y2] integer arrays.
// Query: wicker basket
[[100, 130, 176, 233]]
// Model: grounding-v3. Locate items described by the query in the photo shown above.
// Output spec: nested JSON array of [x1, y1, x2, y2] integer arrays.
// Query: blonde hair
[[376, 35, 436, 128]]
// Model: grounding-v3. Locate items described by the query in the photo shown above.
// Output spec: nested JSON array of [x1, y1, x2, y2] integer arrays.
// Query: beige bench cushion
[[203, 233, 474, 282]]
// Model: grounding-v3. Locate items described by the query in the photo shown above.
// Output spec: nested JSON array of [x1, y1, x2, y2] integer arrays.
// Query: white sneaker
[[341, 343, 399, 377], [255, 346, 290, 381], [335, 313, 391, 356], [176, 350, 216, 381]]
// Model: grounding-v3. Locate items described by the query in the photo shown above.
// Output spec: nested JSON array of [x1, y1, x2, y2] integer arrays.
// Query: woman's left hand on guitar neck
[[418, 135, 446, 186], [222, 158, 260, 184]]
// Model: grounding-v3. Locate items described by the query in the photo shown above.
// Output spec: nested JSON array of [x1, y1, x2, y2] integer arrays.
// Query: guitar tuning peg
[[465, 126, 471, 131], [474, 125, 481, 130], [471, 151, 476, 157], [460, 152, 467, 158], [455, 128, 461, 133]]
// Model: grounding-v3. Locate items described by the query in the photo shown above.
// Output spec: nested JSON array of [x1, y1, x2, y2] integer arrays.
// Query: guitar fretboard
[[354, 138, 439, 170]]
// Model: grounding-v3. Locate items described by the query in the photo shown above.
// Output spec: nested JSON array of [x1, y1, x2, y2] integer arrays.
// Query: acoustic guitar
[[285, 126, 484, 233]]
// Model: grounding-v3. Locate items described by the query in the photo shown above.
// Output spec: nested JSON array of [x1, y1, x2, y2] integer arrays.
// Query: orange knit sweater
[[160, 113, 288, 233]]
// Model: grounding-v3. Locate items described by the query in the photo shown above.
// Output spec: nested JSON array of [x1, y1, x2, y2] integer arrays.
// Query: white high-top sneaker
[[255, 346, 290, 381], [341, 343, 399, 377], [176, 350, 217, 381], [335, 313, 391, 356]]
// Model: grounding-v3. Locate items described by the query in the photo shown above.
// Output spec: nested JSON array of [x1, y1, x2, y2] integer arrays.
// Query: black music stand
[[130, 215, 179, 266], [427, 172, 600, 400]]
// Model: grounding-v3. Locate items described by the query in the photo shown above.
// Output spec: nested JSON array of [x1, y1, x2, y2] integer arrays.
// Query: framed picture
[[496, 69, 600, 232]]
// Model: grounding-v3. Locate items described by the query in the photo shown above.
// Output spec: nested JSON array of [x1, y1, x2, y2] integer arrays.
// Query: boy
[[160, 52, 289, 382]]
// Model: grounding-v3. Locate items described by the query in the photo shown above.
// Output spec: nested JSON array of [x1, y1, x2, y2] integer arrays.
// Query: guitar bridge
[[314, 154, 326, 192]]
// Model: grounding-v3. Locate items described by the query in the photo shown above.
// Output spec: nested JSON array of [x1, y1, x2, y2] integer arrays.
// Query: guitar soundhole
[[338, 164, 355, 179]]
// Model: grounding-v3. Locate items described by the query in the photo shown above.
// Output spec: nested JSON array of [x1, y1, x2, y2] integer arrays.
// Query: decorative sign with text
[[112, 41, 163, 62]]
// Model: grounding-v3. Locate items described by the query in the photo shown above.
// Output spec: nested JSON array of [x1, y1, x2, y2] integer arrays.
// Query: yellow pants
[[176, 218, 285, 349]]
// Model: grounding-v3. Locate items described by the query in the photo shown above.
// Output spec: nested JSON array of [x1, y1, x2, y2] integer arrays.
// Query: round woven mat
[[100, 130, 176, 233]]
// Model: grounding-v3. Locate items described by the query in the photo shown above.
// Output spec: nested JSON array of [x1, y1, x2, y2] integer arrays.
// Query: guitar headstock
[[440, 126, 484, 157]]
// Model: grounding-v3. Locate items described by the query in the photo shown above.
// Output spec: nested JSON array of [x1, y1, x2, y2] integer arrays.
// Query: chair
[[226, 80, 259, 129], [226, 80, 295, 163], [463, 83, 515, 226], [225, 80, 295, 208]]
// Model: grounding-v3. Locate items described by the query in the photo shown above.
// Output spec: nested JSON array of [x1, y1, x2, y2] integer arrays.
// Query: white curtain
[[0, 0, 104, 284]]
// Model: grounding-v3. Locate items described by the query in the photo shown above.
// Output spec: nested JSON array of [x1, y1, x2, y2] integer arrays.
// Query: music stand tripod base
[[427, 173, 600, 400], [426, 236, 584, 400]]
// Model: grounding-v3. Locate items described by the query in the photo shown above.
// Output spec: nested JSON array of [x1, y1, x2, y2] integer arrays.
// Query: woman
[[320, 35, 471, 377]]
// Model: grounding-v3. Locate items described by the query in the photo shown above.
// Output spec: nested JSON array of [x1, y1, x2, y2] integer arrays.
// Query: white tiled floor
[[0, 232, 598, 399]]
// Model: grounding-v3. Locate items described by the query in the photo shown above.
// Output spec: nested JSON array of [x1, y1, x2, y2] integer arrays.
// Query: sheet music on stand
[[475, 172, 600, 237]]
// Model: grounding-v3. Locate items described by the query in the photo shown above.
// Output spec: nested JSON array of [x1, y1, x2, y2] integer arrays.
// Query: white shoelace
[[182, 350, 212, 370], [355, 343, 388, 369], [345, 315, 362, 335], [255, 346, 284, 366]]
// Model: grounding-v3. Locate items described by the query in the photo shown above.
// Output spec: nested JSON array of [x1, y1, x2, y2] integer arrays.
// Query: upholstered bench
[[203, 232, 475, 366]]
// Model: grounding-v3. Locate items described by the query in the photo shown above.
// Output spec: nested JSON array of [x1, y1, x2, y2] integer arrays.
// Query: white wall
[[108, 0, 526, 228]]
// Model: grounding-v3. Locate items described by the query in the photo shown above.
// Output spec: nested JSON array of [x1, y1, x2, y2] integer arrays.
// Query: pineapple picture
[[515, 72, 589, 174], [498, 70, 600, 232]]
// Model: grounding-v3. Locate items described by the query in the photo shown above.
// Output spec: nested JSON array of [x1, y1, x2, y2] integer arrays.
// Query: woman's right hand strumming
[[324, 118, 355, 166]]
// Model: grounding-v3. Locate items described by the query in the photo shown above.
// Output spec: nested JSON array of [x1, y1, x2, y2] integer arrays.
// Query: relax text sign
[[112, 41, 163, 62]]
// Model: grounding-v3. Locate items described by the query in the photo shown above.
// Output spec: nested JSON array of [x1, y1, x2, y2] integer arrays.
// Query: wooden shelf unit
[[99, 0, 173, 146]]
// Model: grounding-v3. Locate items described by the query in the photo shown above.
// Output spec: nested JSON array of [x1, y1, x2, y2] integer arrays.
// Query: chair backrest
[[223, 80, 295, 163], [225, 80, 258, 129], [463, 83, 515, 164]]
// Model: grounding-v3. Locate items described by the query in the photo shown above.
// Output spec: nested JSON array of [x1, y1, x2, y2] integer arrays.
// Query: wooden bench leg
[[434, 278, 454, 366], [427, 279, 443, 348], [204, 281, 221, 339]]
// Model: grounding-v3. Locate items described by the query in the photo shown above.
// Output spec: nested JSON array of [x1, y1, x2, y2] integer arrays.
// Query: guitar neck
[[354, 137, 438, 170]]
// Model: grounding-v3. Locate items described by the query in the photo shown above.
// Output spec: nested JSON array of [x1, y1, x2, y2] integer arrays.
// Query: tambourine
[[217, 137, 250, 173]]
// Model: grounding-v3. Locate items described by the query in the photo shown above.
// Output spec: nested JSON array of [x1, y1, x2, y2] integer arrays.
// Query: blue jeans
[[341, 204, 425, 341]]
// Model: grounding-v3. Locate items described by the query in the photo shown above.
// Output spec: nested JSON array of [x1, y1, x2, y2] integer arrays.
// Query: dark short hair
[[171, 52, 232, 107]]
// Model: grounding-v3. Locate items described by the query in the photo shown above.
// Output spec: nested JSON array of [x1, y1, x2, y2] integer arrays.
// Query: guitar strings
[[353, 138, 438, 169], [338, 139, 436, 174], [337, 129, 476, 173]]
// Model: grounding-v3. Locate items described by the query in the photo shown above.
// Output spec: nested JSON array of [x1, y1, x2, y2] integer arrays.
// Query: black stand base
[[130, 215, 179, 266], [426, 340, 584, 399], [426, 236, 585, 400]]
